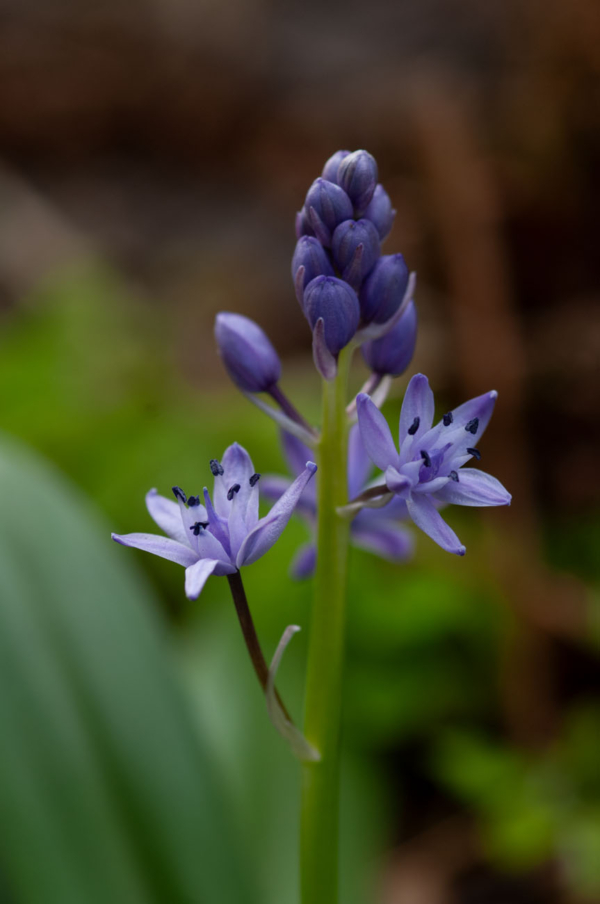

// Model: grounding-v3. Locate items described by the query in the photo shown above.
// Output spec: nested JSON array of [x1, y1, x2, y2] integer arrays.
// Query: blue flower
[[356, 374, 511, 555], [261, 428, 413, 579], [112, 443, 317, 598]]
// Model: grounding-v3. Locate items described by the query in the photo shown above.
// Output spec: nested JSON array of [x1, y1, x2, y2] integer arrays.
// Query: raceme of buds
[[363, 184, 396, 241], [331, 219, 381, 289], [361, 299, 417, 376], [337, 150, 378, 215], [292, 236, 335, 304], [303, 178, 354, 246], [215, 312, 281, 393], [359, 253, 410, 324], [321, 150, 350, 184], [303, 275, 360, 356]]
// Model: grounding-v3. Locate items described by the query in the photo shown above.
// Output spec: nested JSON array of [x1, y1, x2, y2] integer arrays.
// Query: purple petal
[[347, 423, 373, 499], [111, 532, 198, 567], [312, 317, 338, 380], [202, 487, 231, 555], [184, 558, 219, 600], [433, 468, 511, 508], [406, 495, 466, 555], [356, 393, 398, 471], [412, 476, 450, 495], [213, 442, 255, 517], [398, 374, 434, 463], [145, 489, 191, 546], [260, 475, 317, 521], [236, 462, 317, 567], [385, 465, 412, 497], [422, 390, 498, 453], [282, 430, 313, 478], [194, 527, 231, 563], [351, 521, 414, 562], [290, 542, 317, 580]]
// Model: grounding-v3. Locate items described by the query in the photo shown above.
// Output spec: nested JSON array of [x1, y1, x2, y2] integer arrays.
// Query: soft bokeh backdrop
[[0, 1, 599, 901]]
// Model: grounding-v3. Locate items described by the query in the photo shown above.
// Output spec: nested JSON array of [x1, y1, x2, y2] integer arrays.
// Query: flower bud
[[359, 253, 409, 324], [304, 178, 353, 246], [363, 184, 396, 241], [292, 236, 335, 304], [361, 299, 417, 376], [295, 207, 315, 240], [215, 312, 281, 393], [303, 276, 360, 355], [321, 150, 350, 184], [337, 150, 378, 215], [331, 218, 381, 289]]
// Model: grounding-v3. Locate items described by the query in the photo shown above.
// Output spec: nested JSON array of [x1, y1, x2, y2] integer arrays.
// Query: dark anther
[[227, 483, 241, 501], [188, 495, 200, 507], [467, 447, 481, 461], [465, 417, 479, 435], [249, 473, 261, 487], [190, 521, 208, 536], [408, 416, 420, 436], [209, 459, 224, 477], [172, 486, 187, 504], [443, 412, 454, 426], [449, 470, 459, 482], [420, 449, 432, 468]]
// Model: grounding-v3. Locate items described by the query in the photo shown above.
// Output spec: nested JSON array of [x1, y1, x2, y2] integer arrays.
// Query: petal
[[412, 475, 450, 494], [184, 558, 219, 600], [112, 532, 198, 567], [145, 489, 190, 545], [347, 423, 372, 499], [356, 393, 398, 471], [351, 521, 414, 562], [312, 317, 338, 381], [194, 527, 231, 563], [202, 487, 231, 555], [213, 442, 255, 517], [281, 430, 313, 478], [237, 462, 318, 567], [290, 543, 317, 580], [385, 465, 412, 497], [406, 495, 466, 555], [422, 390, 498, 453], [433, 468, 511, 508], [260, 475, 317, 522], [398, 373, 434, 463]]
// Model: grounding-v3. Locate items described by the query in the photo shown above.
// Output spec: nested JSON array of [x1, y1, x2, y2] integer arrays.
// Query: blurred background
[[0, 0, 599, 901]]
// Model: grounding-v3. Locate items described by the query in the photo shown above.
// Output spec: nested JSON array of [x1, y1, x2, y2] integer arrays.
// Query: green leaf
[[0, 434, 253, 904]]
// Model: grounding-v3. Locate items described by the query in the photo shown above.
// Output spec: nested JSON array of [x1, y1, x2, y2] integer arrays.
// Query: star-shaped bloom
[[261, 427, 413, 579], [356, 374, 511, 555], [112, 443, 317, 599]]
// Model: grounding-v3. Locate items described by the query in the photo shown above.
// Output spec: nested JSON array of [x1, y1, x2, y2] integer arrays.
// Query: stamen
[[443, 412, 453, 426], [209, 459, 224, 477], [227, 483, 241, 501], [449, 470, 459, 482], [189, 521, 208, 536], [249, 473, 261, 487], [407, 416, 420, 436], [420, 449, 432, 468], [188, 495, 200, 507], [467, 447, 481, 460], [465, 417, 479, 435], [172, 486, 187, 503]]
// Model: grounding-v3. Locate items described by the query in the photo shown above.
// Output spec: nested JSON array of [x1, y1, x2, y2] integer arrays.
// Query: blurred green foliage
[[0, 263, 599, 900]]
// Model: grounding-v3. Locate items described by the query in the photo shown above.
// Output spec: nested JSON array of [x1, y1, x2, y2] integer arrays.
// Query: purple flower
[[303, 275, 360, 356], [356, 375, 511, 555], [112, 443, 317, 599], [361, 299, 417, 377], [321, 150, 350, 184], [359, 254, 409, 324], [331, 218, 381, 289], [261, 428, 413, 579], [215, 313, 281, 393], [337, 150, 378, 215], [363, 184, 396, 242], [292, 236, 335, 305], [304, 178, 354, 247]]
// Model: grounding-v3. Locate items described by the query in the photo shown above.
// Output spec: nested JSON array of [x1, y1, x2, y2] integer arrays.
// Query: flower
[[112, 443, 317, 599], [261, 428, 413, 579], [215, 313, 281, 393], [356, 374, 511, 555], [361, 298, 417, 377]]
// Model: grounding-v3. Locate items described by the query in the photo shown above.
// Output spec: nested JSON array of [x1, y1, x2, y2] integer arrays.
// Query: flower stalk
[[300, 345, 352, 904]]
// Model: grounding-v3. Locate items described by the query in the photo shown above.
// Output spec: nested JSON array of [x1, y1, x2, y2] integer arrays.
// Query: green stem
[[300, 347, 352, 904]]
